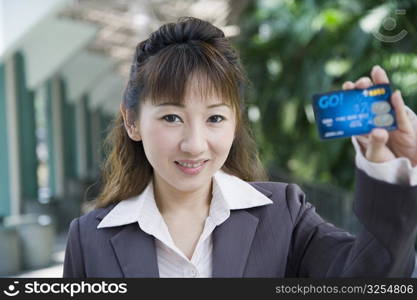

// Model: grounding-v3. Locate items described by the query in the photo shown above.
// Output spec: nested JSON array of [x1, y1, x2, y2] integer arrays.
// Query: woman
[[63, 17, 417, 278]]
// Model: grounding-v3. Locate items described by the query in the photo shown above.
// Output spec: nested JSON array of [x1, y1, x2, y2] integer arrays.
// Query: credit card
[[312, 84, 396, 139]]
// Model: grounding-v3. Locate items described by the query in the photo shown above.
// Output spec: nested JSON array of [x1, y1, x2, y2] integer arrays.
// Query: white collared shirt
[[97, 107, 417, 277], [97, 170, 273, 277]]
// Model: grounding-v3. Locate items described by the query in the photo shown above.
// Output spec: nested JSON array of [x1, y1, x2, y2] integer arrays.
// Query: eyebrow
[[156, 103, 230, 108]]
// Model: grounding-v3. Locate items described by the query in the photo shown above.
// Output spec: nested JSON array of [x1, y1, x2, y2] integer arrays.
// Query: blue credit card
[[312, 84, 397, 139]]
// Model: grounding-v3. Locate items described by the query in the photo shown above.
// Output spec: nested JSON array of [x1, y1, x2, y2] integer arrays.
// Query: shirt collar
[[213, 169, 273, 210], [97, 169, 273, 229]]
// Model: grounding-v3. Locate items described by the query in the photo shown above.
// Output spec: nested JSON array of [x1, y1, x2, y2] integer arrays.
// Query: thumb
[[365, 128, 393, 163]]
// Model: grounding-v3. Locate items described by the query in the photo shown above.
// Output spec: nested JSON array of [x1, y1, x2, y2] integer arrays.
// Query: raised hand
[[343, 65, 417, 166]]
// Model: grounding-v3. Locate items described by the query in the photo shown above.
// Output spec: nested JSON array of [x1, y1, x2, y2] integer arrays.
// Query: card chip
[[373, 114, 394, 127], [371, 101, 391, 114]]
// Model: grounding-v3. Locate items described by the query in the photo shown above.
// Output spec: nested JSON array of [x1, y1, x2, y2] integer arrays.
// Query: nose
[[179, 125, 208, 156]]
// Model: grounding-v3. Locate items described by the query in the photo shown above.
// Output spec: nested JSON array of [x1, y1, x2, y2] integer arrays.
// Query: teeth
[[177, 161, 204, 168]]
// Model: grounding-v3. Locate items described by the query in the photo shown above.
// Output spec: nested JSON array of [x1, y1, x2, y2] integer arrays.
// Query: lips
[[175, 160, 208, 168], [174, 160, 209, 175]]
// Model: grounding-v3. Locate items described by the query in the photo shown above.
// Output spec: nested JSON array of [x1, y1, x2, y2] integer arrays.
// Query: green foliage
[[235, 0, 417, 190]]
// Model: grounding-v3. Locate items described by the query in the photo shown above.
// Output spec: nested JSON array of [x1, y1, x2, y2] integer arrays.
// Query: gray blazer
[[63, 168, 417, 277]]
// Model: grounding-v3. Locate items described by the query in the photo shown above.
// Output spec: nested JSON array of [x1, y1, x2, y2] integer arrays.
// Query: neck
[[153, 175, 212, 217]]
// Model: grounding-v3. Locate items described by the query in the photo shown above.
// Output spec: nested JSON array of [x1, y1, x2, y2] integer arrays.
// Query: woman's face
[[136, 85, 236, 193]]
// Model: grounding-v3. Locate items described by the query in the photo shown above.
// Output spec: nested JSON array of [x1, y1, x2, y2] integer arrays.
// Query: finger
[[365, 128, 393, 163], [356, 134, 371, 152], [342, 81, 355, 90], [354, 135, 369, 154], [356, 134, 370, 146], [371, 65, 390, 85], [391, 90, 413, 133], [355, 77, 373, 89]]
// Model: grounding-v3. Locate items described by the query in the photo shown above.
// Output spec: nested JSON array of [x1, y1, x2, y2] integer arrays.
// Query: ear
[[120, 104, 142, 141]]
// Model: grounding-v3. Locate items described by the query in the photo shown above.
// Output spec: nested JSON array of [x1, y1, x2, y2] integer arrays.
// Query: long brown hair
[[95, 17, 268, 208]]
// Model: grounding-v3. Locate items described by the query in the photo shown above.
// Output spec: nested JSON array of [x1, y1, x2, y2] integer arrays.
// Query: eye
[[208, 115, 225, 123], [162, 114, 182, 123]]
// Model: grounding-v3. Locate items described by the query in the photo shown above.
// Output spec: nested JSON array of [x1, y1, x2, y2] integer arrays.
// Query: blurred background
[[0, 0, 416, 277]]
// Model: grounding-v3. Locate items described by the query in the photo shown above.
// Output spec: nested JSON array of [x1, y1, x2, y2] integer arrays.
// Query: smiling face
[[133, 79, 237, 194], [97, 19, 267, 209]]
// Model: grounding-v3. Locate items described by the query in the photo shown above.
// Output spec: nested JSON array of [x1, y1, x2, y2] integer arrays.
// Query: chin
[[168, 168, 214, 189], [170, 177, 211, 192]]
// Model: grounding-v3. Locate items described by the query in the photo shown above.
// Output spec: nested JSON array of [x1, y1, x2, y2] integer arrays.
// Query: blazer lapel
[[212, 210, 259, 277], [110, 223, 160, 278]]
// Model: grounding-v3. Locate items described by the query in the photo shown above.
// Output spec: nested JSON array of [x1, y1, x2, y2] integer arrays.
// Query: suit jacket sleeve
[[63, 218, 87, 278], [285, 167, 417, 277]]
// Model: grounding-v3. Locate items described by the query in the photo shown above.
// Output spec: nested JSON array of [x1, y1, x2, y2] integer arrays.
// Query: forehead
[[145, 71, 236, 108]]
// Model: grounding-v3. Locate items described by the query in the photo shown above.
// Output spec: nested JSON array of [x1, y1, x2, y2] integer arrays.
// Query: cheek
[[209, 126, 235, 154], [150, 125, 173, 141], [139, 123, 178, 167]]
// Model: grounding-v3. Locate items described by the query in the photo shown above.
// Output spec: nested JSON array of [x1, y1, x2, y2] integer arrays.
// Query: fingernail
[[371, 65, 379, 75]]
